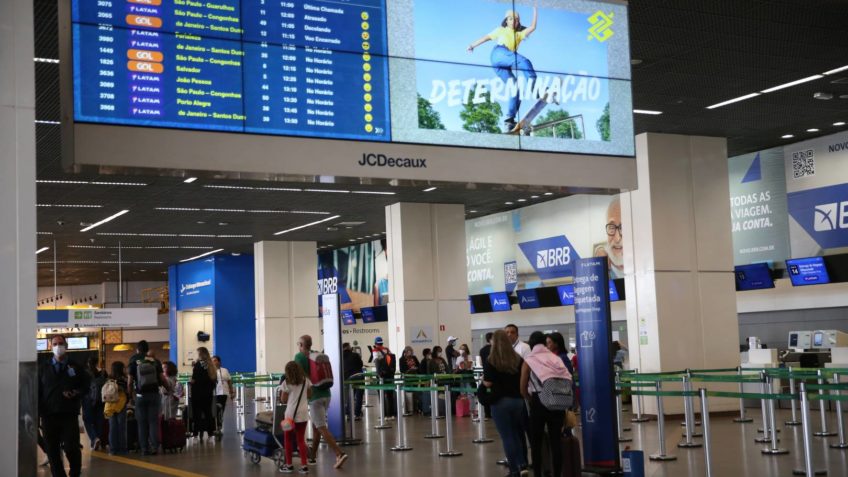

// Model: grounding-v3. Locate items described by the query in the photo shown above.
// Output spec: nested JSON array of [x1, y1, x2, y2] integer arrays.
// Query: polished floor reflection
[[38, 394, 848, 476]]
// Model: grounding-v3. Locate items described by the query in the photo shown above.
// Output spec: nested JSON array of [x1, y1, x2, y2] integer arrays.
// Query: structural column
[[622, 133, 739, 414], [0, 0, 37, 473], [385, 203, 470, 355], [254, 241, 319, 374]]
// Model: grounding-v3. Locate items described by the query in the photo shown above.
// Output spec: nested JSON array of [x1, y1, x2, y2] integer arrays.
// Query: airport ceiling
[[32, 0, 848, 286]]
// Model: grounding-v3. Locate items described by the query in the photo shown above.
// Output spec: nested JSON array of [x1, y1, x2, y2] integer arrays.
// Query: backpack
[[88, 372, 107, 404], [309, 352, 334, 390], [137, 358, 159, 391], [376, 353, 397, 380], [102, 379, 120, 403], [530, 371, 573, 411]]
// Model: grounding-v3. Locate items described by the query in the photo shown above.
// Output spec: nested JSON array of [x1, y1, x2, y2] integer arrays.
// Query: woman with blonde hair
[[483, 330, 528, 477], [279, 360, 312, 473], [190, 346, 218, 441]]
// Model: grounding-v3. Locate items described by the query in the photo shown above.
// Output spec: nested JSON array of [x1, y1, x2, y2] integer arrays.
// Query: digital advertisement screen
[[516, 288, 540, 309], [557, 284, 575, 305], [734, 263, 775, 291], [69, 0, 633, 157], [37, 339, 49, 351], [361, 305, 388, 323], [786, 257, 831, 286], [341, 309, 356, 325], [67, 336, 89, 350], [608, 279, 620, 301], [489, 291, 512, 312]]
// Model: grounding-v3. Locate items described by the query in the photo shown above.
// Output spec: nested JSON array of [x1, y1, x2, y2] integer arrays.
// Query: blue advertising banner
[[574, 257, 619, 471]]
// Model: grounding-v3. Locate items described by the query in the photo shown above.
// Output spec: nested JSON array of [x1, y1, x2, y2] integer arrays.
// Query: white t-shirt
[[215, 367, 232, 396], [281, 379, 312, 423], [513, 340, 531, 359]]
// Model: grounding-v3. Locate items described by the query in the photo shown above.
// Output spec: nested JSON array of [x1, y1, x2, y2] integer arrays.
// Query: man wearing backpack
[[373, 347, 397, 420], [127, 340, 169, 455], [294, 335, 349, 469]]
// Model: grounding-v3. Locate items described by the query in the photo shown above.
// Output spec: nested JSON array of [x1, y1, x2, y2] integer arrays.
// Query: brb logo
[[317, 277, 338, 295], [518, 236, 581, 281], [814, 202, 848, 231], [587, 11, 614, 42]]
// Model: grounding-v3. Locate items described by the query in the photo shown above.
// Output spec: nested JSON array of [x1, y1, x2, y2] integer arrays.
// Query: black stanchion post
[[787, 367, 801, 426], [734, 366, 753, 424], [438, 385, 462, 457], [425, 379, 444, 439], [699, 389, 712, 477], [830, 372, 848, 449], [391, 382, 412, 451], [649, 381, 676, 461]]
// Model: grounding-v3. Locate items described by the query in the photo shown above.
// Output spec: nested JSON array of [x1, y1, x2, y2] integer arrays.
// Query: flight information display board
[[69, 0, 634, 157]]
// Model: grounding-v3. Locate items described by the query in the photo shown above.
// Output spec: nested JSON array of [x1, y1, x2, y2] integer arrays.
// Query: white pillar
[[385, 203, 470, 356], [623, 133, 739, 414], [254, 241, 319, 374], [0, 0, 37, 472]]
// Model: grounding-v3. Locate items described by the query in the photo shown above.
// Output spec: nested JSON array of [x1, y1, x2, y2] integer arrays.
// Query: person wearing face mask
[[38, 335, 89, 477]]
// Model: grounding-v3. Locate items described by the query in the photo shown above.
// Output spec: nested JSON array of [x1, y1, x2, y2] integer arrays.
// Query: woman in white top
[[212, 356, 234, 435], [280, 361, 313, 474]]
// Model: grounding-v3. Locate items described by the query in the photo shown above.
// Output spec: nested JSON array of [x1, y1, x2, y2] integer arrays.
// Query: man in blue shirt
[[38, 334, 88, 477]]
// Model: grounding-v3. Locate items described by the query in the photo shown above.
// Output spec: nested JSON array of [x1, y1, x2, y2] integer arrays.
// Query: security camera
[[56, 220, 65, 226]]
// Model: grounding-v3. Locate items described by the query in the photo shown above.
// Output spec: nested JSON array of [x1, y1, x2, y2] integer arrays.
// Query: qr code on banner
[[792, 149, 815, 179], [504, 261, 517, 286]]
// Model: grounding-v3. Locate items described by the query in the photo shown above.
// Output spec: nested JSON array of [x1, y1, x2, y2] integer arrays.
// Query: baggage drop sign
[[573, 257, 620, 472]]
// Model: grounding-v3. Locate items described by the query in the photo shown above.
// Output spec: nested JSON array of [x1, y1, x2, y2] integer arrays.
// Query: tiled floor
[[38, 395, 848, 476]]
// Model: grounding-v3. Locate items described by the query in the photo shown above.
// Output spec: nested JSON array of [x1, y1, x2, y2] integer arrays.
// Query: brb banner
[[573, 257, 618, 472], [466, 194, 621, 294]]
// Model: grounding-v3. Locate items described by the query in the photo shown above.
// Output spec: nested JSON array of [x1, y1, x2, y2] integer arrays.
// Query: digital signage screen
[[361, 305, 388, 323], [341, 309, 356, 325], [734, 263, 774, 291], [67, 0, 633, 158], [67, 336, 89, 350], [516, 289, 540, 309], [37, 339, 49, 352], [557, 284, 575, 306], [489, 291, 512, 312], [786, 257, 831, 286]]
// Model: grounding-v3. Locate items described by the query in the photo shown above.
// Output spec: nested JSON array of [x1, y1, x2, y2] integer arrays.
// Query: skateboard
[[507, 89, 558, 135]]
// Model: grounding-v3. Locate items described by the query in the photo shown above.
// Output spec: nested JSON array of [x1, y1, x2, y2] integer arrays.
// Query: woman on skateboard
[[467, 1, 539, 133]]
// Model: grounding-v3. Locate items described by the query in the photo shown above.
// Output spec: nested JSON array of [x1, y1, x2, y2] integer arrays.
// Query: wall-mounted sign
[[37, 308, 158, 328]]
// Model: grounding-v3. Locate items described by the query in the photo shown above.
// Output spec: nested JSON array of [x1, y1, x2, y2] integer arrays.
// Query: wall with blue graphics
[[169, 254, 256, 372]]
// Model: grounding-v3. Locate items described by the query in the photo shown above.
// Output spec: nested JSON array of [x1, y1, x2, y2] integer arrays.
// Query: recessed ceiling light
[[423, 187, 437, 192], [304, 189, 349, 194], [544, 192, 553, 196], [807, 128, 820, 132], [706, 93, 760, 110], [274, 215, 341, 235], [351, 191, 395, 195], [630, 58, 642, 65], [183, 177, 198, 183], [218, 222, 229, 226], [760, 75, 823, 93], [531, 195, 539, 199], [834, 122, 846, 126], [180, 249, 224, 263], [36, 247, 49, 255], [781, 134, 794, 139], [197, 221, 205, 224], [469, 210, 477, 213], [505, 201, 513, 205], [348, 239, 355, 242], [633, 109, 662, 115], [35, 120, 61, 125], [823, 65, 848, 75], [80, 210, 130, 232], [517, 199, 526, 202], [34, 57, 59, 63]]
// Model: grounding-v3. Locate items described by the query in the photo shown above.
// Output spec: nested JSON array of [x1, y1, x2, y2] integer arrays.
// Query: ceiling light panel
[[180, 249, 224, 263], [706, 93, 761, 109], [760, 75, 823, 93], [274, 215, 341, 235], [80, 210, 130, 232]]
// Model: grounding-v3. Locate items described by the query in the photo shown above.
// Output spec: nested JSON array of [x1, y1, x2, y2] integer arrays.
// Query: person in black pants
[[478, 332, 494, 418], [190, 347, 218, 440], [521, 331, 572, 477], [38, 334, 89, 477], [342, 343, 364, 420]]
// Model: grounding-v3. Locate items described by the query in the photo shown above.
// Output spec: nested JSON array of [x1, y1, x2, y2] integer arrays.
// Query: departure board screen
[[70, 0, 634, 157]]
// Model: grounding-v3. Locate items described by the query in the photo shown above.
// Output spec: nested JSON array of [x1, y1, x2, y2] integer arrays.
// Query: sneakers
[[279, 465, 294, 474], [307, 457, 317, 465], [504, 119, 517, 133], [333, 453, 349, 469], [298, 466, 309, 474]]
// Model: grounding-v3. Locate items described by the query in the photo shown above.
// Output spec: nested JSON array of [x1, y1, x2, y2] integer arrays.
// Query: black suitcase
[[126, 414, 139, 452], [561, 432, 582, 477]]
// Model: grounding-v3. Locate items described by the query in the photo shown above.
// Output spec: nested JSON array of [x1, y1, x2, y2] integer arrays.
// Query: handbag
[[280, 382, 306, 432], [476, 382, 492, 406]]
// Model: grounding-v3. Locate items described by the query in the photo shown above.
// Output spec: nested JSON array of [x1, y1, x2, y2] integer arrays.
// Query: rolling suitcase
[[160, 404, 187, 453], [126, 412, 139, 452], [561, 432, 582, 477], [455, 396, 471, 417]]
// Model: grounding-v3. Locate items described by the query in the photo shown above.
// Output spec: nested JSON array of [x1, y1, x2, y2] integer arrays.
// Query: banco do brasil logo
[[588, 11, 614, 42]]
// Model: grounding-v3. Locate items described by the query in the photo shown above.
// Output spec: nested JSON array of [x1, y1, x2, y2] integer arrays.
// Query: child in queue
[[279, 360, 312, 474]]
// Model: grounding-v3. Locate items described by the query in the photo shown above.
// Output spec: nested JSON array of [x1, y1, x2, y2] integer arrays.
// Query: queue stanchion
[[830, 372, 848, 449], [425, 378, 444, 439], [374, 378, 391, 430], [630, 369, 650, 423], [678, 374, 701, 448], [473, 380, 493, 444], [438, 384, 462, 457], [787, 367, 802, 426], [762, 373, 788, 455], [793, 382, 827, 476], [616, 373, 632, 443], [339, 379, 362, 446], [648, 381, 676, 461], [363, 374, 373, 408], [733, 366, 754, 423], [814, 369, 836, 437], [755, 372, 773, 443], [391, 382, 412, 451], [699, 389, 713, 477], [683, 370, 701, 435]]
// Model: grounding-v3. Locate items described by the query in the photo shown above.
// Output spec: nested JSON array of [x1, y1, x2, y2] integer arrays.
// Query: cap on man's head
[[375, 336, 383, 345], [447, 336, 457, 343]]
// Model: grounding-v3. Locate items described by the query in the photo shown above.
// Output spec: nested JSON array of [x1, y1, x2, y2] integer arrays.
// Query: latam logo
[[519, 236, 581, 280], [788, 184, 848, 249], [180, 279, 211, 295]]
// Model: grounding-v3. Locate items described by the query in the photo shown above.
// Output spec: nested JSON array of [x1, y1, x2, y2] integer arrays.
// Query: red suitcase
[[159, 404, 187, 453]]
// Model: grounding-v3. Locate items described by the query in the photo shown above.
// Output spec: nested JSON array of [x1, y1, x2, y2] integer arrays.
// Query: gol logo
[[587, 11, 614, 42]]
